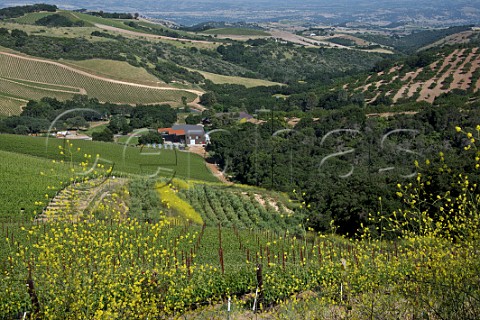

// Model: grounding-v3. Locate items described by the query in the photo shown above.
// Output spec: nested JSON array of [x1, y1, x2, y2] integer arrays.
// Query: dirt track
[[187, 145, 232, 185]]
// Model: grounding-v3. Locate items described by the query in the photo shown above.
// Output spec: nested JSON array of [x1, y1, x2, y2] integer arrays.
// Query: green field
[[0, 134, 217, 182], [0, 133, 218, 220], [117, 135, 139, 145], [0, 53, 197, 109], [202, 28, 271, 36], [196, 69, 284, 88], [12, 12, 56, 24], [82, 124, 108, 136]]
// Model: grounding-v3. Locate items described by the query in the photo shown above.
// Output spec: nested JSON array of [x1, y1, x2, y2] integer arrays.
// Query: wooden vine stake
[[218, 223, 224, 274], [253, 263, 263, 313]]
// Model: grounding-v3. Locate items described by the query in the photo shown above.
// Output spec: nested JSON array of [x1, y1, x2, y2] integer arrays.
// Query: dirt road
[[187, 145, 232, 185]]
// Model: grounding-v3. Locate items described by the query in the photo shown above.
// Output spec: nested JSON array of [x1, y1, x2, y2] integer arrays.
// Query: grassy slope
[[82, 124, 108, 136], [195, 69, 284, 88], [13, 11, 94, 27], [0, 134, 217, 183], [11, 10, 141, 31], [70, 12, 140, 31], [134, 20, 196, 38], [1, 21, 99, 37], [203, 28, 270, 36]]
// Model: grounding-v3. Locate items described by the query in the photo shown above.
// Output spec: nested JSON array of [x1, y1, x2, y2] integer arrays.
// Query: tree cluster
[[0, 4, 57, 20], [35, 14, 85, 27], [0, 96, 178, 136], [87, 11, 137, 19], [206, 90, 480, 236]]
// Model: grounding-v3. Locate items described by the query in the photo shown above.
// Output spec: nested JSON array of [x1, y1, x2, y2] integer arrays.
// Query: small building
[[158, 124, 206, 145], [56, 131, 72, 138], [158, 128, 186, 144]]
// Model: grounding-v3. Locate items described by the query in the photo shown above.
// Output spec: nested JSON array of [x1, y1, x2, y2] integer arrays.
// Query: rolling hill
[[0, 134, 217, 182], [0, 5, 479, 319], [0, 51, 199, 115]]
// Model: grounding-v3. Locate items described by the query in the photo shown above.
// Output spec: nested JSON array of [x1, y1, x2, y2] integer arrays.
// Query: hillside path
[[37, 178, 128, 222], [187, 145, 232, 185]]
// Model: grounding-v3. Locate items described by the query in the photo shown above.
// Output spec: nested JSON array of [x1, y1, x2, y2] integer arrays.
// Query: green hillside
[[0, 134, 217, 182], [13, 11, 94, 27], [195, 69, 283, 87]]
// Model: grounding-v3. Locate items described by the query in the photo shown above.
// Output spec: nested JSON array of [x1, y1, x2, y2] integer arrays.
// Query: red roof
[[158, 128, 185, 135]]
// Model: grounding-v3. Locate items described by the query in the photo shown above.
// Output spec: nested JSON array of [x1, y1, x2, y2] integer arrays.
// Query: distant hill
[[355, 26, 475, 54]]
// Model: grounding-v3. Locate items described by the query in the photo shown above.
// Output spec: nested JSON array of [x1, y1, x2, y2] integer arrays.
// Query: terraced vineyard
[[0, 52, 199, 112], [347, 47, 480, 104]]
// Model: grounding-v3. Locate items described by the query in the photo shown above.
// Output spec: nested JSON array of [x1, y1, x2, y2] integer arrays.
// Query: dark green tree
[[92, 127, 113, 142]]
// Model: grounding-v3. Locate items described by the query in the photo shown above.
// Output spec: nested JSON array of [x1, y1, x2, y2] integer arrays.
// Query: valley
[[0, 3, 479, 319]]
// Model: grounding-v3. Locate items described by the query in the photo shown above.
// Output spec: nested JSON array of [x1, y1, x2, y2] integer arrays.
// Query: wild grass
[[203, 28, 270, 36]]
